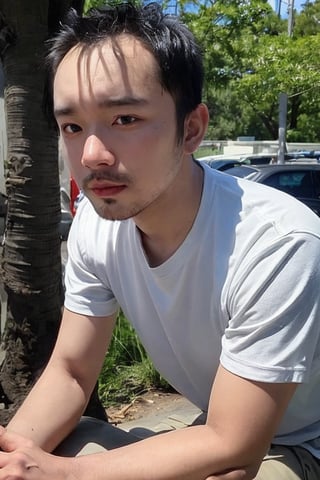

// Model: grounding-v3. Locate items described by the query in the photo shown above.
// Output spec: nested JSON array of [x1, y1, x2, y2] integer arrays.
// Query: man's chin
[[92, 202, 136, 222], [85, 193, 146, 221], [86, 196, 116, 220]]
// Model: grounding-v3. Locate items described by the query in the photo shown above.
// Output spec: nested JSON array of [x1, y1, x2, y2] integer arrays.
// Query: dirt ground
[[106, 389, 182, 425]]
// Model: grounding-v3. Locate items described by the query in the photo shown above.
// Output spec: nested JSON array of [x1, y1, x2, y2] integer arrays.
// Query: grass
[[98, 311, 172, 407], [194, 146, 220, 158]]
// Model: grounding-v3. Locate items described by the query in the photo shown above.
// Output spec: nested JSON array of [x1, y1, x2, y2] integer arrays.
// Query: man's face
[[54, 35, 186, 221]]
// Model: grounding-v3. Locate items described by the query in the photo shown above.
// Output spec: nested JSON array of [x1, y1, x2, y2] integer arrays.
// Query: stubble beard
[[88, 195, 148, 221], [82, 170, 138, 221], [82, 148, 184, 221]]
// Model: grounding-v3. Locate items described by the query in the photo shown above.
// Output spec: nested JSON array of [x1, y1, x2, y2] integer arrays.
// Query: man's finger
[[0, 429, 34, 452]]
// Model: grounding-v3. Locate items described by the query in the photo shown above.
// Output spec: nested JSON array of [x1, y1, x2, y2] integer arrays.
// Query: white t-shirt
[[65, 164, 320, 456]]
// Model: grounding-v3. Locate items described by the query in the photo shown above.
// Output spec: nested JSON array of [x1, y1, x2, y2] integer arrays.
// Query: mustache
[[83, 171, 131, 187]]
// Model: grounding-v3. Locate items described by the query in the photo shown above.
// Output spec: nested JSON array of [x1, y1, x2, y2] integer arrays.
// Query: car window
[[241, 155, 275, 165], [227, 166, 258, 178], [263, 171, 313, 197], [313, 171, 320, 199]]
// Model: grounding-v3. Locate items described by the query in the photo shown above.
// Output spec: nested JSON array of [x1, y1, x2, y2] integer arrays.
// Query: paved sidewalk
[[54, 397, 205, 456], [118, 396, 205, 439]]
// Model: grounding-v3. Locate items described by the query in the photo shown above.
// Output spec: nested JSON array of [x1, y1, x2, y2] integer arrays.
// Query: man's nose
[[81, 134, 115, 169]]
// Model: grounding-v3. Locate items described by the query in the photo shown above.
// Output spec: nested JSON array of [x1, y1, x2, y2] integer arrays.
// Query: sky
[[168, 0, 309, 18]]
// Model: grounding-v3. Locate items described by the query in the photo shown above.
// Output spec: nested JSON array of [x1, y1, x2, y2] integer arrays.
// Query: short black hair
[[45, 2, 204, 142]]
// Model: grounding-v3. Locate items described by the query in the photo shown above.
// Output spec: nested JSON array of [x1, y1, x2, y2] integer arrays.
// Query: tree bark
[[0, 0, 106, 425]]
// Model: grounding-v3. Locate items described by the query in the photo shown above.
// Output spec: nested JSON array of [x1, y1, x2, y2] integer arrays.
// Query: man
[[0, 3, 320, 479]]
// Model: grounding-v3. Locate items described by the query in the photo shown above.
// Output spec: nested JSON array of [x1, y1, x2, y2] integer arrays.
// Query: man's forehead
[[57, 34, 154, 74], [53, 35, 161, 114]]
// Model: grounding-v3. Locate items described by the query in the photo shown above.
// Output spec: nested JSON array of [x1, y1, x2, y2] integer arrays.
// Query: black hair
[[45, 2, 204, 142]]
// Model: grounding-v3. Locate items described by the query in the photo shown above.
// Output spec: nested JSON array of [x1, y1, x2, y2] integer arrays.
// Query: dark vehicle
[[242, 152, 320, 165], [286, 150, 320, 161], [200, 159, 243, 171], [227, 164, 320, 216], [240, 154, 277, 165], [242, 153, 320, 165]]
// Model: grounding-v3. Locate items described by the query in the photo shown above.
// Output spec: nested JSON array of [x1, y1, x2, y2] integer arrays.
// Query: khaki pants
[[255, 444, 320, 480], [54, 417, 140, 456], [55, 417, 320, 480]]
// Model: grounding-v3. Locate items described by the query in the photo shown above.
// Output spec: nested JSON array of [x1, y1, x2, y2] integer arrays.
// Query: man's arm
[[0, 363, 296, 479], [6, 308, 117, 452], [68, 364, 297, 480]]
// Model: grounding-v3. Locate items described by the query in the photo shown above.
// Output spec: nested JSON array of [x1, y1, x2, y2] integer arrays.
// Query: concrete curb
[[118, 396, 204, 439]]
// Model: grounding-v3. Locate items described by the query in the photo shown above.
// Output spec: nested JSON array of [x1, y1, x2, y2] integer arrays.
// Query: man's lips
[[88, 181, 126, 197]]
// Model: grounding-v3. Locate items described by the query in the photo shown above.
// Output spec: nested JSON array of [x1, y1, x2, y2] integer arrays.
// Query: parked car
[[199, 152, 279, 166], [226, 163, 320, 216], [286, 150, 320, 161], [198, 158, 243, 171], [239, 152, 319, 165], [201, 151, 320, 169], [240, 153, 277, 165]]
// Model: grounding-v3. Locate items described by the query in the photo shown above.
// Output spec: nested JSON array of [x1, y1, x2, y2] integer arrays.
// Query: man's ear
[[183, 103, 209, 154]]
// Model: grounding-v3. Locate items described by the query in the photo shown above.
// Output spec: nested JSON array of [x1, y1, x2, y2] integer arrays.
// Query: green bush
[[194, 145, 220, 158], [98, 311, 171, 407]]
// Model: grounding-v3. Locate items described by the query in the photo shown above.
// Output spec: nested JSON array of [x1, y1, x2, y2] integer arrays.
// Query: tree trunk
[[0, 0, 106, 426], [289, 94, 301, 130]]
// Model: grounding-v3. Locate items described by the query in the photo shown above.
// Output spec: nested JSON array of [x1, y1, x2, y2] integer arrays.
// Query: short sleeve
[[64, 199, 119, 317], [220, 231, 320, 383]]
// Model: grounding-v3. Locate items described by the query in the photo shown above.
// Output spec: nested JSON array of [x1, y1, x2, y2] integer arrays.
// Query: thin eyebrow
[[54, 95, 149, 119], [99, 96, 149, 108]]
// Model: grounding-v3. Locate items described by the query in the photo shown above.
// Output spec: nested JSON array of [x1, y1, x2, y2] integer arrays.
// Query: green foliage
[[179, 0, 320, 141], [80, 0, 320, 141], [181, 0, 279, 85], [294, 0, 320, 37], [98, 311, 171, 406], [84, 0, 106, 11], [234, 33, 320, 139], [194, 145, 220, 158], [84, 0, 142, 12]]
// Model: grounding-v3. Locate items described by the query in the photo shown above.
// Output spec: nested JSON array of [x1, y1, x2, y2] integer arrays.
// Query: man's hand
[[0, 425, 259, 480], [0, 427, 73, 480]]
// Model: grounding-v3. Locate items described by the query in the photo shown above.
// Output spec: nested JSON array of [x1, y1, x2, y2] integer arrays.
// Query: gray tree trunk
[[0, 0, 106, 425]]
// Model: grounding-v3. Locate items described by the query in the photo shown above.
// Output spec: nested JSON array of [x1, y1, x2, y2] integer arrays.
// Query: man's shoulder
[[202, 163, 320, 241]]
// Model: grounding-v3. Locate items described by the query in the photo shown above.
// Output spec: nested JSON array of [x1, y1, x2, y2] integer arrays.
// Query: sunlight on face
[[54, 35, 185, 222]]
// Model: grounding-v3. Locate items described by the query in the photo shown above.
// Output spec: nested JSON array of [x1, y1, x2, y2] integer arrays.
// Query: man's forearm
[[71, 425, 258, 480], [7, 362, 88, 452]]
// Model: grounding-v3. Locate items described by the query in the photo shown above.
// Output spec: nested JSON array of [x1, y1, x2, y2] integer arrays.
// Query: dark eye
[[62, 124, 82, 134], [114, 116, 136, 126]]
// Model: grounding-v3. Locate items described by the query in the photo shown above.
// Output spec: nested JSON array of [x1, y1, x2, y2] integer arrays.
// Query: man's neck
[[136, 160, 204, 267]]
